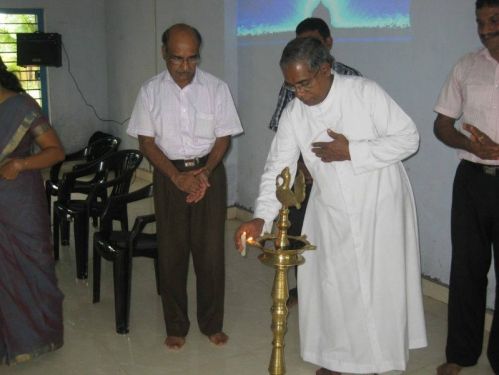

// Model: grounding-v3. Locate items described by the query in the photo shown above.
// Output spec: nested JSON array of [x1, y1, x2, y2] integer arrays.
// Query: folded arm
[[0, 128, 65, 180]]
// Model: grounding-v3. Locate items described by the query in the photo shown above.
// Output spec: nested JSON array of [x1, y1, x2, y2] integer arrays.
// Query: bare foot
[[164, 336, 185, 351], [437, 363, 462, 375], [208, 332, 229, 346], [316, 368, 341, 375]]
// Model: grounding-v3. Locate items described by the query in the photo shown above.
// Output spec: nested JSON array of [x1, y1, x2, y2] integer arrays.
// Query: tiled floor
[[2, 177, 495, 374]]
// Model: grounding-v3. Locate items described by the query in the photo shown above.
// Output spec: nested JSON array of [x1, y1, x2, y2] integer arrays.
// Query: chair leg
[[154, 258, 160, 295], [53, 202, 60, 261], [113, 254, 131, 334], [120, 207, 129, 232], [61, 218, 70, 246], [92, 242, 101, 303], [45, 183, 52, 216], [74, 214, 89, 279]]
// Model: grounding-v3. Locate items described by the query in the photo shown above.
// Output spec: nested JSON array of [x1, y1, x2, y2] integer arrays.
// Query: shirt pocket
[[464, 84, 494, 110], [194, 112, 216, 141], [462, 84, 495, 132]]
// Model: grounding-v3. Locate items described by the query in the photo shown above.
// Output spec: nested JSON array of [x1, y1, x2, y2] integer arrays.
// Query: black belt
[[462, 159, 499, 176], [171, 155, 208, 171]]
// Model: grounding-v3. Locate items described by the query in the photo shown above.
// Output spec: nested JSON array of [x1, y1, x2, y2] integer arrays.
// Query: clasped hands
[[464, 123, 499, 160], [172, 167, 211, 203]]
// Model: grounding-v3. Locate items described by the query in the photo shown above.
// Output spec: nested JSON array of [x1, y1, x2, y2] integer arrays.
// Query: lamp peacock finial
[[275, 166, 306, 210]]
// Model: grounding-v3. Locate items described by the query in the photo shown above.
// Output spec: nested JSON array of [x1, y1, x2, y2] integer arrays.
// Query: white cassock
[[254, 74, 427, 374]]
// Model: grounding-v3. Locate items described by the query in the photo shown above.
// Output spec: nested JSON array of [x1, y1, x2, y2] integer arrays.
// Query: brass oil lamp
[[247, 167, 315, 375]]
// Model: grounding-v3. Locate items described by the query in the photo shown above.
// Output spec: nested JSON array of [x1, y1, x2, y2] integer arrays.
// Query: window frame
[[0, 8, 48, 115]]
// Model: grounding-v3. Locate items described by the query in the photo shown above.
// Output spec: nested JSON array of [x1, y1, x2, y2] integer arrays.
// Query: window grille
[[0, 10, 47, 113]]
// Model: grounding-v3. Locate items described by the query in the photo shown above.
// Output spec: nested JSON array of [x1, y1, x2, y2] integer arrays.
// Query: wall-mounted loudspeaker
[[16, 33, 62, 67]]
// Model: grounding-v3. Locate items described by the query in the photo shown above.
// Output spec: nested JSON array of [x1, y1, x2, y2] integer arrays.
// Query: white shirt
[[435, 48, 499, 165], [127, 68, 243, 160]]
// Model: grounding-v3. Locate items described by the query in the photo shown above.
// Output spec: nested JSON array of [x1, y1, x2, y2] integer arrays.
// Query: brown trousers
[[153, 163, 226, 337]]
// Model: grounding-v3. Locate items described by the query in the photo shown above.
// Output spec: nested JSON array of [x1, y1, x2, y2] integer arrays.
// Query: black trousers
[[153, 163, 226, 337], [446, 160, 499, 373]]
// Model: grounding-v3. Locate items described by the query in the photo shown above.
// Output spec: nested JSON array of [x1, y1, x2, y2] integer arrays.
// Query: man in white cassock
[[235, 37, 427, 375]]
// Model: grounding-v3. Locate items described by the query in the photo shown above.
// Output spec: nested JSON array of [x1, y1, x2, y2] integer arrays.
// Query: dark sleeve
[[269, 85, 294, 132]]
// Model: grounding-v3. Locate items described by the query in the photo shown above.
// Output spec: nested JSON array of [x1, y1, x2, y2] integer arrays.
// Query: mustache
[[480, 31, 499, 40]]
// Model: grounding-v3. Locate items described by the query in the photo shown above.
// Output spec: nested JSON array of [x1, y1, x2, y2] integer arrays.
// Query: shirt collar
[[478, 47, 499, 64], [307, 70, 338, 113], [319, 70, 338, 107]]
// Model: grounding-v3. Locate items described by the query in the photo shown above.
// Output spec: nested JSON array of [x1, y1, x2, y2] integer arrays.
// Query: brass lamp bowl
[[249, 234, 315, 267]]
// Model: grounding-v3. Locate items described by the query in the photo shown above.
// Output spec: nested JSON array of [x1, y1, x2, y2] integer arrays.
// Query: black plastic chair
[[93, 183, 159, 334], [46, 133, 120, 245], [53, 150, 143, 279], [46, 132, 121, 212]]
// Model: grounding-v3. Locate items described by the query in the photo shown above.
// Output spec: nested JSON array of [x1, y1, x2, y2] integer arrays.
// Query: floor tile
[[2, 178, 496, 374]]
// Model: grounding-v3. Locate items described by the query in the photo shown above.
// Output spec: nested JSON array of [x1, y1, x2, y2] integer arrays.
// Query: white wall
[[11, 0, 494, 308], [235, 0, 496, 308], [105, 0, 156, 152], [3, 0, 109, 152]]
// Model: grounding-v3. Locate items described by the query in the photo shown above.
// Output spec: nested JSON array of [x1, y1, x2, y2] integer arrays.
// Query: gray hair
[[280, 37, 333, 72]]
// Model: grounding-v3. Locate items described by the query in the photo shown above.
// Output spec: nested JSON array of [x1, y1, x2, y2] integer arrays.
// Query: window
[[0, 9, 48, 114]]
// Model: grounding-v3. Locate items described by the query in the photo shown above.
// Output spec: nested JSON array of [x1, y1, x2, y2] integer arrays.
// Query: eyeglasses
[[284, 69, 320, 93], [167, 55, 200, 66]]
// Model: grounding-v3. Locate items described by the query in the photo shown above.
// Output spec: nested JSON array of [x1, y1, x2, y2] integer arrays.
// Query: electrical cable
[[62, 42, 130, 126]]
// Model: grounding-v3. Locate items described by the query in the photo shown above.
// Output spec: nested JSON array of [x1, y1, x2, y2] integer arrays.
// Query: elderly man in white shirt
[[127, 23, 242, 350], [235, 37, 427, 375]]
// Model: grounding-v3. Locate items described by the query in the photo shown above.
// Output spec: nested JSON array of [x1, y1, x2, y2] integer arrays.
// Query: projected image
[[237, 0, 411, 39]]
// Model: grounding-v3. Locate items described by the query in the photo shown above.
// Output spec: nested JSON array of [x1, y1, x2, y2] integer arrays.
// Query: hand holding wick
[[234, 218, 264, 256]]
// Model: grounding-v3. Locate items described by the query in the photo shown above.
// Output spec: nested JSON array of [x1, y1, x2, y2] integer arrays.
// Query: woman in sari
[[0, 58, 65, 364]]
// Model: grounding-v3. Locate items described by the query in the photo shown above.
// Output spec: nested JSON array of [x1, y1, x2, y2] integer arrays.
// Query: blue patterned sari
[[0, 94, 63, 365]]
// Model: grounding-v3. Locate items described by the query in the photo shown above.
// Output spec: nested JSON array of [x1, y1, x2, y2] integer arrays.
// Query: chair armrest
[[71, 156, 106, 172], [89, 171, 131, 194], [64, 147, 87, 161], [49, 161, 64, 182], [48, 146, 87, 182], [84, 171, 133, 210], [130, 214, 156, 243], [134, 214, 156, 229], [63, 159, 105, 182], [96, 183, 154, 234], [57, 161, 106, 201]]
